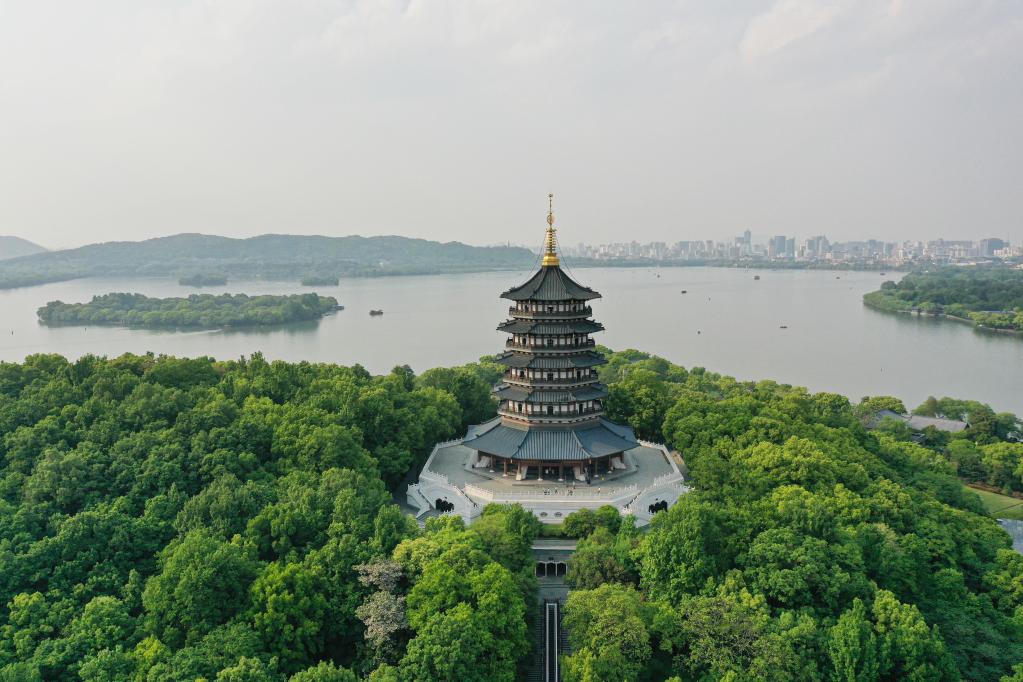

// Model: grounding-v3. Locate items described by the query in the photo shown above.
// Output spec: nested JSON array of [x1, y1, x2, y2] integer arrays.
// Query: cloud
[[740, 0, 846, 62], [0, 1, 1020, 246]]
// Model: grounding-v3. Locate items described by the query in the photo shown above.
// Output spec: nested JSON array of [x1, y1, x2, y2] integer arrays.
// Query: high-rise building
[[804, 235, 829, 257], [980, 238, 1007, 257], [769, 235, 787, 258]]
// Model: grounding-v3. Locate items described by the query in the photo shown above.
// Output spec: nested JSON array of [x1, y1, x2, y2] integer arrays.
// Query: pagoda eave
[[494, 351, 607, 369]]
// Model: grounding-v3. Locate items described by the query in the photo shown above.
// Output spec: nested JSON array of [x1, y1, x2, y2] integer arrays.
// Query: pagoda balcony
[[508, 306, 592, 319], [497, 406, 604, 422], [502, 375, 598, 387], [504, 339, 596, 352]]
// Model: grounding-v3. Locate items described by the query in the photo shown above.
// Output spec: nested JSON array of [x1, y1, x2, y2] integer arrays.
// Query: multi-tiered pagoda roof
[[462, 197, 637, 478]]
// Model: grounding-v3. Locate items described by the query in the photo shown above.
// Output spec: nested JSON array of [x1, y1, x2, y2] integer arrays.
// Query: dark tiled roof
[[494, 383, 608, 403], [866, 409, 968, 433], [495, 352, 606, 369], [494, 384, 530, 401], [463, 417, 637, 461], [497, 319, 604, 334], [904, 415, 968, 432], [501, 265, 601, 302]]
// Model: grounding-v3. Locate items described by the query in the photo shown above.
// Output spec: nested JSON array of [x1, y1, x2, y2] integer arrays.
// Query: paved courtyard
[[408, 436, 688, 525], [426, 441, 678, 495]]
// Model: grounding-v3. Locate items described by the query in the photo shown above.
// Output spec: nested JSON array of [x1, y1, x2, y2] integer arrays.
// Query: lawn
[[966, 485, 1023, 520]]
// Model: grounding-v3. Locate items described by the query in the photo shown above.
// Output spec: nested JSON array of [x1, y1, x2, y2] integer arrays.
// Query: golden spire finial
[[542, 193, 559, 267]]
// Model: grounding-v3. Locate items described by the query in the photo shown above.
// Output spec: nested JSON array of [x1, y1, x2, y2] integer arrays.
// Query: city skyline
[[1, 1, 1021, 248], [553, 233, 1021, 267]]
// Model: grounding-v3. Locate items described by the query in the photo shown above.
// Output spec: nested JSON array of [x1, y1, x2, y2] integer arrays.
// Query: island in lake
[[865, 265, 1023, 333], [179, 274, 228, 287], [37, 292, 340, 329], [300, 275, 340, 286]]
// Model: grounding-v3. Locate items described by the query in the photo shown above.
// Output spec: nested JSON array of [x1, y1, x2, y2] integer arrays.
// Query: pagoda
[[462, 195, 638, 483]]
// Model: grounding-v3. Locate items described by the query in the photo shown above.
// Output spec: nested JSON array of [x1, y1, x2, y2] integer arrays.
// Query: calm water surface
[[0, 267, 1020, 414]]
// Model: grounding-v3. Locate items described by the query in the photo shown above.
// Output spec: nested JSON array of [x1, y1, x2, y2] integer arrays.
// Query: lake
[[1, 267, 1021, 415]]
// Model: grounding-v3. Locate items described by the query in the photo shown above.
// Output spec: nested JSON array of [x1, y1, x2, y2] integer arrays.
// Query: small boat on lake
[[369, 309, 383, 316], [753, 275, 760, 280], [780, 325, 788, 329], [680, 290, 687, 294]]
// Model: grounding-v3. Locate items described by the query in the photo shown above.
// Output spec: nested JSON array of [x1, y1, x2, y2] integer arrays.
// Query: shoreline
[[1, 261, 905, 292], [863, 298, 1022, 337]]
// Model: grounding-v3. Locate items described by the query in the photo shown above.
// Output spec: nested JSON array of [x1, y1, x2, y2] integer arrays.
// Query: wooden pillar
[[503, 458, 508, 477]]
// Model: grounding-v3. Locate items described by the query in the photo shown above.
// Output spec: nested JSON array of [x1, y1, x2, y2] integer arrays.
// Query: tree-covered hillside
[[0, 352, 534, 681], [0, 236, 46, 262], [555, 349, 1023, 681], [38, 293, 340, 330], [0, 234, 535, 289], [864, 266, 1023, 332], [1, 349, 1022, 680]]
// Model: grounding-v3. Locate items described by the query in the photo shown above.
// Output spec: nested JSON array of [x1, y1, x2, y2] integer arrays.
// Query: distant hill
[[0, 236, 47, 261], [0, 233, 536, 289]]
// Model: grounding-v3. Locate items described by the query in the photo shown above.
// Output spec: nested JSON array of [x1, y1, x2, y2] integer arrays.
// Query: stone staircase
[[527, 598, 568, 682], [405, 483, 433, 518]]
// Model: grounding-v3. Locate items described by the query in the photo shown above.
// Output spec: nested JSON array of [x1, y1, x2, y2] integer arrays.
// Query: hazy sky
[[1, 1, 1021, 249]]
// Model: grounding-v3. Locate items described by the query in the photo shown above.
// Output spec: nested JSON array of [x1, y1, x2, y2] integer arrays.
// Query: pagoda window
[[546, 372, 553, 381], [547, 406, 554, 416]]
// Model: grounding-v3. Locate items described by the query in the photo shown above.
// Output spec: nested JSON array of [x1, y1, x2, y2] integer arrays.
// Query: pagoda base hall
[[464, 417, 637, 483], [406, 197, 688, 525]]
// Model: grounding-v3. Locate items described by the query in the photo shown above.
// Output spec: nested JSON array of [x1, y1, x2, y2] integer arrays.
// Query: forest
[[864, 266, 1023, 332], [1, 349, 1022, 680], [37, 293, 340, 330]]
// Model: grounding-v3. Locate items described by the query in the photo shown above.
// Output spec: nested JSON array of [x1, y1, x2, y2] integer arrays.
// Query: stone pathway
[[528, 540, 577, 682]]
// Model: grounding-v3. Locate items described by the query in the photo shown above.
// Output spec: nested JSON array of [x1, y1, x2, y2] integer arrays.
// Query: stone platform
[[406, 435, 689, 525]]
